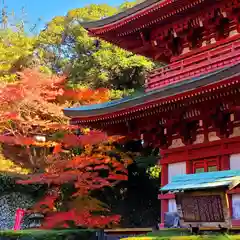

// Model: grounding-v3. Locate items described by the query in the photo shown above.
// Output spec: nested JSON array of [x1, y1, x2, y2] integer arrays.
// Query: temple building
[[64, 0, 240, 227]]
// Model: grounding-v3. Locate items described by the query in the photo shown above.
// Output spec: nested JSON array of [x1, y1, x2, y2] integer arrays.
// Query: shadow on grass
[[0, 229, 96, 240]]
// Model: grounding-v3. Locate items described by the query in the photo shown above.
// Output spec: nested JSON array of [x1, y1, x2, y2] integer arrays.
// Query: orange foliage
[[0, 69, 70, 170], [18, 131, 129, 229], [0, 68, 68, 132], [0, 69, 110, 170], [0, 68, 129, 229], [0, 69, 110, 132], [63, 88, 110, 104]]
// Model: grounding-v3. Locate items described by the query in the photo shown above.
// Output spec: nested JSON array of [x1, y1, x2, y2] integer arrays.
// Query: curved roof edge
[[64, 63, 240, 119], [160, 170, 240, 192], [81, 0, 161, 29]]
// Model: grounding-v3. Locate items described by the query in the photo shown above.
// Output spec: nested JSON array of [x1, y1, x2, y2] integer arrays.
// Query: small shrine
[[161, 170, 240, 229], [64, 0, 240, 227]]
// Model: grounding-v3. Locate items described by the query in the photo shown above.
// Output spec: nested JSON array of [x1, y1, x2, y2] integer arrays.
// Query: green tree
[[119, 1, 137, 11], [0, 5, 50, 83], [119, 0, 146, 11], [0, 29, 36, 82], [36, 4, 154, 90]]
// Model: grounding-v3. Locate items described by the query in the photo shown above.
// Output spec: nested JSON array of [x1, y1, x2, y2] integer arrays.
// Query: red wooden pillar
[[186, 160, 193, 174], [220, 155, 232, 223], [161, 163, 168, 187], [220, 155, 230, 170], [160, 163, 168, 228], [160, 200, 168, 228]]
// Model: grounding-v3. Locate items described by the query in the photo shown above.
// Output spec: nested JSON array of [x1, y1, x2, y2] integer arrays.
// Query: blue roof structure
[[160, 170, 240, 192]]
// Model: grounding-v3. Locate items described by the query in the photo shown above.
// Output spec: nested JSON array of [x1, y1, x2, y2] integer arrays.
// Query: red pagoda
[[64, 0, 240, 227]]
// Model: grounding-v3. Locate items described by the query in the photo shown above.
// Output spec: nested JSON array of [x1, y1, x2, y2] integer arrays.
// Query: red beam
[[161, 136, 240, 164], [158, 193, 175, 200]]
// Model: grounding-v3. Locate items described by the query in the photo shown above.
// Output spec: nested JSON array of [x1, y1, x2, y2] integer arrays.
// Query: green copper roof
[[64, 63, 240, 118], [160, 170, 240, 192]]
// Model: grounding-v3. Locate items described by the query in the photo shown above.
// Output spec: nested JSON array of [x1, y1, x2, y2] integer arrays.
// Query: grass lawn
[[120, 229, 240, 240], [121, 237, 240, 240]]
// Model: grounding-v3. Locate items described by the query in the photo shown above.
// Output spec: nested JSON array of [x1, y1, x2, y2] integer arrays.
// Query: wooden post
[[160, 163, 169, 228]]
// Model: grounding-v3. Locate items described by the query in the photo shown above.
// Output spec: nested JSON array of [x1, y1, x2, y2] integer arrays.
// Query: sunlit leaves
[[63, 87, 110, 104], [0, 29, 36, 82], [67, 4, 117, 22], [0, 68, 69, 173], [37, 3, 154, 90], [119, 1, 136, 11], [146, 165, 161, 179], [0, 68, 68, 128]]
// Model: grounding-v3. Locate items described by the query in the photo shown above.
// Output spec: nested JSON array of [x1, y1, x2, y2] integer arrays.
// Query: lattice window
[[193, 158, 219, 173]]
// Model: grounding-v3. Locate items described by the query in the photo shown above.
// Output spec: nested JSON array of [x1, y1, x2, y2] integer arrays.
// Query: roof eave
[[81, 0, 161, 30], [160, 170, 240, 192], [63, 63, 240, 119]]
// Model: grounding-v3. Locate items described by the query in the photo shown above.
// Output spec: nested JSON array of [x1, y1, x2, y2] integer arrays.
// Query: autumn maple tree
[[18, 135, 130, 229], [0, 68, 114, 169], [0, 68, 131, 229]]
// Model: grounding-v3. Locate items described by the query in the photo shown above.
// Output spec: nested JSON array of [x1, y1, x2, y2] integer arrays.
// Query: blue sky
[[6, 0, 123, 32]]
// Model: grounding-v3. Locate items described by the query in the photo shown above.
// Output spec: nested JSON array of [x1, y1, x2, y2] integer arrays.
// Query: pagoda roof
[[82, 0, 215, 59], [82, 0, 161, 30], [63, 63, 240, 121], [160, 170, 240, 192], [82, 0, 212, 34]]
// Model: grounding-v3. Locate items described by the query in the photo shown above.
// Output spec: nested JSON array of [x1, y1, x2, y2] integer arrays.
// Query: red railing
[[146, 38, 240, 91]]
